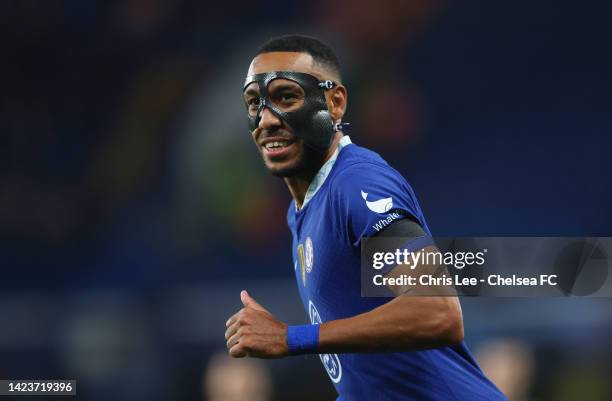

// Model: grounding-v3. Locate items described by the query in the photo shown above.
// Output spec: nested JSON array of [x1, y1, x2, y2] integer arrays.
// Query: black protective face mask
[[243, 71, 341, 152]]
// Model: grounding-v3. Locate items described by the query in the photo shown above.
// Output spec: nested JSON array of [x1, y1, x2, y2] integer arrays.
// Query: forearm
[[317, 295, 464, 353]]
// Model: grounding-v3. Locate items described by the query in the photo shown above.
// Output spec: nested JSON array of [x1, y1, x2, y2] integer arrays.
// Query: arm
[[225, 219, 464, 358], [319, 218, 463, 353], [318, 274, 464, 353]]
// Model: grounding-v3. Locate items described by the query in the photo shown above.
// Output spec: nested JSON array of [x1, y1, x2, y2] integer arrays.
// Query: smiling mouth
[[264, 140, 291, 150], [261, 139, 296, 157]]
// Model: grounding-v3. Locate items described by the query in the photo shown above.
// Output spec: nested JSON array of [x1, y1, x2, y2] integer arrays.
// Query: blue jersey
[[287, 137, 507, 401]]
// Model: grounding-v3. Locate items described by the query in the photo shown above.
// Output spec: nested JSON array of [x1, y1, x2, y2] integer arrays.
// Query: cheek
[[251, 129, 260, 145], [292, 141, 305, 158]]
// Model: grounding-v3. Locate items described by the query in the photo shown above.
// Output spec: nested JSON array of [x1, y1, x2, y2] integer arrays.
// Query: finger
[[225, 321, 239, 341], [226, 310, 242, 328], [229, 343, 247, 358], [241, 290, 267, 312], [226, 330, 241, 350]]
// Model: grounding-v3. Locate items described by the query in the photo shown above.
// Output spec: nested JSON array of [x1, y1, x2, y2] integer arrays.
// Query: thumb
[[241, 290, 267, 312]]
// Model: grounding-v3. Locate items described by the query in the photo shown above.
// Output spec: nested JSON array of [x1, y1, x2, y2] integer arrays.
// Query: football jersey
[[287, 136, 507, 401]]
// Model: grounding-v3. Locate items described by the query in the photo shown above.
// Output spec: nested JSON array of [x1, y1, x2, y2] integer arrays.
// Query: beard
[[266, 142, 327, 178]]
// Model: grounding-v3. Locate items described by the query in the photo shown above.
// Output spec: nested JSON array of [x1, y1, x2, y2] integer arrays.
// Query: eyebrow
[[269, 84, 302, 93], [244, 83, 303, 97]]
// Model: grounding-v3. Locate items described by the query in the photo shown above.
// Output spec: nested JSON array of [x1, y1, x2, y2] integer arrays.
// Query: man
[[225, 34, 507, 401]]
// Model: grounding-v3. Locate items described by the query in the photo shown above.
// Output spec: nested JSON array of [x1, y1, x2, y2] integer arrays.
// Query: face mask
[[243, 71, 339, 152]]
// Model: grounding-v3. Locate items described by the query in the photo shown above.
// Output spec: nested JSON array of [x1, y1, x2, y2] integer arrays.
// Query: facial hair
[[268, 142, 327, 178]]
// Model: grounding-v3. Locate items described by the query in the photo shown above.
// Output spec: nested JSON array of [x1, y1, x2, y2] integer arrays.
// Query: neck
[[285, 133, 342, 209]]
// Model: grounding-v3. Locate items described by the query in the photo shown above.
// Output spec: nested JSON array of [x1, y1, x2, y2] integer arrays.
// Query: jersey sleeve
[[330, 162, 431, 249]]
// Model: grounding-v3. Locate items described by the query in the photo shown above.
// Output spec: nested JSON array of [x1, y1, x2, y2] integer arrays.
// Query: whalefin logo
[[361, 190, 393, 213]]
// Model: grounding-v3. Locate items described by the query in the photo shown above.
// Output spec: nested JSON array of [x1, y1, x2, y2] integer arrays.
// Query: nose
[[258, 107, 282, 130]]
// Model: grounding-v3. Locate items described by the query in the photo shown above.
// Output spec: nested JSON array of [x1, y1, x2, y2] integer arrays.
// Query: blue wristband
[[287, 324, 320, 355]]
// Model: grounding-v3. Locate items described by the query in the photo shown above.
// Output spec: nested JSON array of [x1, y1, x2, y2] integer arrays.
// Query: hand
[[225, 290, 289, 358]]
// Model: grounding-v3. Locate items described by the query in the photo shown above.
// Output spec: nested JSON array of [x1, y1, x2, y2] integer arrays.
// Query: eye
[[247, 97, 260, 107], [280, 92, 298, 102]]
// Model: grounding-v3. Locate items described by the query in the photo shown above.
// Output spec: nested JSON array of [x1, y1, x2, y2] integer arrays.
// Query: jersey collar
[[299, 135, 352, 210]]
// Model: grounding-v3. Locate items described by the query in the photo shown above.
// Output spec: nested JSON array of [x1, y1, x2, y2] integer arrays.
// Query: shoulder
[[326, 142, 430, 241], [329, 143, 411, 198], [333, 142, 389, 171]]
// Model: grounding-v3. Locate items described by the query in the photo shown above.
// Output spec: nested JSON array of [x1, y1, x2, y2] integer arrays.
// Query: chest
[[290, 200, 357, 300]]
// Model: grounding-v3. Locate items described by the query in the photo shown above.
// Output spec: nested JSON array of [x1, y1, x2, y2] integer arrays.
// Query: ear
[[327, 85, 347, 123]]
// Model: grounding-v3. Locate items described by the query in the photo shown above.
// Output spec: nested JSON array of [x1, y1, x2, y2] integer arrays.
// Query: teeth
[[265, 141, 289, 150]]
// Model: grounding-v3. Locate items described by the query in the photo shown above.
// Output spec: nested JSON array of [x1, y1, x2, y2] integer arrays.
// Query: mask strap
[[320, 80, 349, 132]]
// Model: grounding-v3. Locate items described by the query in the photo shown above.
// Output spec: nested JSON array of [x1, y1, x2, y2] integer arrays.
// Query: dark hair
[[256, 34, 341, 78]]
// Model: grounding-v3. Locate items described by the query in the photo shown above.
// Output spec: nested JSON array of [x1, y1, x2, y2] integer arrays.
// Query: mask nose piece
[[255, 97, 267, 127]]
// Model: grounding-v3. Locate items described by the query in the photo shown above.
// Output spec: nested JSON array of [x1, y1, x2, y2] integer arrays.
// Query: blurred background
[[1, 1, 612, 400]]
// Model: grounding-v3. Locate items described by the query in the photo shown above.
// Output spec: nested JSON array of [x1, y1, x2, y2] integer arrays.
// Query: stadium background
[[1, 1, 611, 400]]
